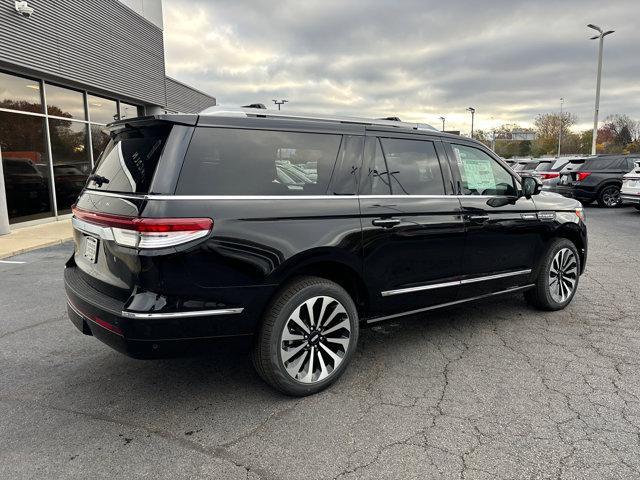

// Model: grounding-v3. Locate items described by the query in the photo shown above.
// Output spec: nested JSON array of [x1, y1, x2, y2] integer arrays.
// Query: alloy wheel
[[548, 248, 578, 303], [601, 186, 621, 207], [279, 296, 351, 384]]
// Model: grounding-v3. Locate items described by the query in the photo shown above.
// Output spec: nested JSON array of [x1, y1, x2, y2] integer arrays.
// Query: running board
[[366, 284, 535, 325]]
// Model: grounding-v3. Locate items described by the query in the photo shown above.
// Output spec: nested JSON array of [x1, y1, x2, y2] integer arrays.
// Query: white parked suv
[[621, 160, 640, 211]]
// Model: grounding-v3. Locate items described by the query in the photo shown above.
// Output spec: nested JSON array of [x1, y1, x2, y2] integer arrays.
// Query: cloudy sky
[[163, 0, 640, 134]]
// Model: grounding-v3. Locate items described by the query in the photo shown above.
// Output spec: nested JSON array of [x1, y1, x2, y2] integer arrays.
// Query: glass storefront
[[49, 118, 91, 214], [0, 70, 143, 224], [0, 111, 52, 223]]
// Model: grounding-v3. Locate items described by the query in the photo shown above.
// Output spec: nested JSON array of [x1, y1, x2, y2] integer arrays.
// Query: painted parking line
[[0, 260, 26, 264]]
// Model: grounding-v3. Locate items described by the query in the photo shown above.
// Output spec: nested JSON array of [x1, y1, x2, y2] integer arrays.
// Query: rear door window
[[88, 125, 172, 193], [380, 138, 445, 195], [177, 128, 342, 195]]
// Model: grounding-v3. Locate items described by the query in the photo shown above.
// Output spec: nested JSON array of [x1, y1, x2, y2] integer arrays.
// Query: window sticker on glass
[[461, 158, 496, 191], [453, 147, 463, 166]]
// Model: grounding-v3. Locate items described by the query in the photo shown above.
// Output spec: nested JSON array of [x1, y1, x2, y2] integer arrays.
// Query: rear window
[[513, 162, 538, 171], [177, 128, 342, 195], [87, 125, 171, 193], [533, 161, 554, 172]]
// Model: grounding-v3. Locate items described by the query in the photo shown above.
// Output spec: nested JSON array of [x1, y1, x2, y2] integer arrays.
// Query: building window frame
[[0, 68, 142, 223]]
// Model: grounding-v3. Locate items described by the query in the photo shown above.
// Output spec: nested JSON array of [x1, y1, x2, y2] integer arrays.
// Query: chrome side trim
[[381, 269, 532, 296], [367, 285, 535, 324], [459, 269, 532, 285], [120, 308, 244, 319], [381, 280, 460, 297]]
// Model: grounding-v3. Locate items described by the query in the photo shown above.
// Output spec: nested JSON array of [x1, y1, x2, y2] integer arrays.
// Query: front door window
[[452, 144, 517, 196]]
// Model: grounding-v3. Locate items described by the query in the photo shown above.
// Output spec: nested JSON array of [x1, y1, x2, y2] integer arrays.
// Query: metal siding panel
[[0, 0, 165, 106], [165, 77, 216, 113]]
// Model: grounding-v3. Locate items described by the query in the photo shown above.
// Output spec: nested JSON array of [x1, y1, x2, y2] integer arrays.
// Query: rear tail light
[[72, 206, 213, 249], [540, 172, 560, 180], [576, 172, 591, 182]]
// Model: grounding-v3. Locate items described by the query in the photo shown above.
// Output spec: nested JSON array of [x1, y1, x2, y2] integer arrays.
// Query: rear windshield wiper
[[88, 174, 110, 187]]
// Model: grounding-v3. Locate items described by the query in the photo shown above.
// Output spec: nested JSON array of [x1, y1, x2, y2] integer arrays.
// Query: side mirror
[[521, 175, 542, 199]]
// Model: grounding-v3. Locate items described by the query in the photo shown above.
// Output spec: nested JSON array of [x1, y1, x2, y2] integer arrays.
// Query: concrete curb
[[0, 237, 73, 260], [0, 219, 73, 260]]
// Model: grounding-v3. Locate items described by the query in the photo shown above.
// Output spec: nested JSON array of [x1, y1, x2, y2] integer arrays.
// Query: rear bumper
[[64, 266, 270, 358], [621, 192, 640, 205]]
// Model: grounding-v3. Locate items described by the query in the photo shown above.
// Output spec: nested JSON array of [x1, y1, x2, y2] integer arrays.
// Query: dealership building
[[0, 0, 216, 228]]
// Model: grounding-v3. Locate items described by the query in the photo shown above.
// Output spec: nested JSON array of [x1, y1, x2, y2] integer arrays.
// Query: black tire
[[597, 184, 622, 208], [525, 238, 581, 311], [634, 204, 640, 211], [252, 276, 359, 396]]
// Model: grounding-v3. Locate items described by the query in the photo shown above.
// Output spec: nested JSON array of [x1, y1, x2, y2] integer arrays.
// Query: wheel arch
[[549, 223, 586, 274], [266, 254, 370, 319]]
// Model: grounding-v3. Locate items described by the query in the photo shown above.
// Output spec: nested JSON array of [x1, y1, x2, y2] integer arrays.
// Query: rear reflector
[[72, 206, 213, 249], [576, 172, 591, 182]]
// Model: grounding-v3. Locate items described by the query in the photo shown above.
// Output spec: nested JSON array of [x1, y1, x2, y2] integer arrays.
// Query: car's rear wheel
[[597, 185, 622, 208], [252, 276, 359, 396], [634, 204, 640, 211], [525, 238, 580, 311]]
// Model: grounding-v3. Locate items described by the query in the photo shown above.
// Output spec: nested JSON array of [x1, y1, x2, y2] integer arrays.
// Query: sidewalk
[[0, 219, 73, 259]]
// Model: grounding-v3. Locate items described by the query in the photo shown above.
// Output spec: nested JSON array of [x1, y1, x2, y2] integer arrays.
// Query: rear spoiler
[[105, 114, 198, 134]]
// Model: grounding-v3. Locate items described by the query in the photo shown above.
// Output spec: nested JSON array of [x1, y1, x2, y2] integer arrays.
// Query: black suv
[[551, 155, 638, 207], [65, 108, 588, 396]]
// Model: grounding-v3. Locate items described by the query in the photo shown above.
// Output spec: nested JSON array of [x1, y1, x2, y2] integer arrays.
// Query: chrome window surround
[[380, 269, 532, 297], [81, 190, 503, 201]]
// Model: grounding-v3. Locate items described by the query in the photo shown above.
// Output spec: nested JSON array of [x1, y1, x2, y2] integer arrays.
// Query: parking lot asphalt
[[1, 205, 639, 480]]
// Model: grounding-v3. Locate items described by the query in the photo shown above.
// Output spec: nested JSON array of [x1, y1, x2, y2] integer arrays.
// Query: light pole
[[272, 99, 288, 111], [439, 116, 445, 131], [587, 24, 614, 155], [557, 97, 564, 158], [467, 107, 475, 138]]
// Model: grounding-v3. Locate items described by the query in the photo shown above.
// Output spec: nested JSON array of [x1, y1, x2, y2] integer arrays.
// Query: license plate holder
[[83, 236, 99, 263]]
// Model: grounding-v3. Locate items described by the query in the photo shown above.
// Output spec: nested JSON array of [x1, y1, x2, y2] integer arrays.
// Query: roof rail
[[199, 106, 438, 132]]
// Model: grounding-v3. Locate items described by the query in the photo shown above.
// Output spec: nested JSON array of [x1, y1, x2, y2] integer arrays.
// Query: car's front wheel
[[252, 276, 359, 396], [525, 238, 580, 311]]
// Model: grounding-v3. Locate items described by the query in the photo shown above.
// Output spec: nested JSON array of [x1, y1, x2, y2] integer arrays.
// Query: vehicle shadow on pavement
[[51, 293, 530, 411]]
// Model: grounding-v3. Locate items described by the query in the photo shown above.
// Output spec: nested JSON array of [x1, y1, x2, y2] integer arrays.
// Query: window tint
[[371, 139, 391, 194], [178, 128, 342, 196], [380, 138, 445, 195], [452, 144, 517, 196], [89, 125, 171, 193], [330, 135, 362, 195]]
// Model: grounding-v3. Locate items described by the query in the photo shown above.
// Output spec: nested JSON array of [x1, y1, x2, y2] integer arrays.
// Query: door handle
[[372, 218, 401, 228]]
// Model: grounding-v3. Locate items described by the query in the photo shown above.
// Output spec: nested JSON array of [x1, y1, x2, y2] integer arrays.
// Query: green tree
[[532, 112, 577, 156]]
